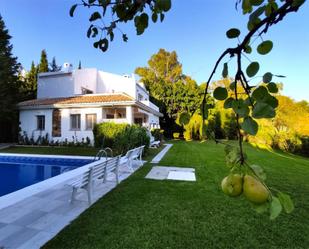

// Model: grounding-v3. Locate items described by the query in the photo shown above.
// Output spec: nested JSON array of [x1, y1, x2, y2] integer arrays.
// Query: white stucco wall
[[19, 107, 103, 144], [97, 71, 136, 98], [19, 109, 53, 140], [74, 68, 98, 94], [37, 73, 74, 98], [136, 84, 149, 101]]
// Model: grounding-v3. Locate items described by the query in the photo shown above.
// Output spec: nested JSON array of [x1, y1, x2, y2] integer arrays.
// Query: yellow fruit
[[243, 175, 269, 204], [221, 174, 243, 197]]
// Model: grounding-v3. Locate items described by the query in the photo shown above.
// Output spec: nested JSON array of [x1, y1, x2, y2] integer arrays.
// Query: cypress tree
[[50, 56, 61, 72], [0, 16, 21, 142], [38, 49, 49, 73], [24, 61, 38, 99], [78, 60, 82, 69]]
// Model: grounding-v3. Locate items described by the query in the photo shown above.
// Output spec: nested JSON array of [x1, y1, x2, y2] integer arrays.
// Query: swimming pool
[[0, 154, 93, 197]]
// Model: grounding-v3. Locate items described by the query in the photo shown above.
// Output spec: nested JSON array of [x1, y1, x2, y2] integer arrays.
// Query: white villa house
[[18, 63, 163, 144]]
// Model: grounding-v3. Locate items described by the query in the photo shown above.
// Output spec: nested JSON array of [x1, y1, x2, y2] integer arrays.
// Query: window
[[138, 93, 143, 101], [70, 114, 81, 130], [86, 114, 97, 130], [37, 115, 45, 130]]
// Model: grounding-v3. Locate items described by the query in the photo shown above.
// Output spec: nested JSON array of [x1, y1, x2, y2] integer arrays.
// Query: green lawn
[[29, 141, 309, 249]]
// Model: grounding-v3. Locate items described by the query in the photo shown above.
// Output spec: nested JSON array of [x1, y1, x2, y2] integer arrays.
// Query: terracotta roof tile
[[18, 93, 134, 107]]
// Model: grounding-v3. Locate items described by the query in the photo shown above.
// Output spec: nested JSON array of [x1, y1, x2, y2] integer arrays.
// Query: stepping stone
[[167, 170, 196, 181], [145, 166, 196, 182]]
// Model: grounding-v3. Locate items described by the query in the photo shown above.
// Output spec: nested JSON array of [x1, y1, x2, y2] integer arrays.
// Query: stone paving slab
[[145, 166, 196, 181], [0, 161, 144, 249], [151, 144, 173, 164]]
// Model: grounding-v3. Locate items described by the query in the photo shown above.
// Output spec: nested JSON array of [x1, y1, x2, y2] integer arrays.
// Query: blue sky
[[1, 0, 308, 101]]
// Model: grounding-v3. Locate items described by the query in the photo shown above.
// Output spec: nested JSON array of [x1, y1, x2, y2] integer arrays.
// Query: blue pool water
[[0, 155, 93, 197]]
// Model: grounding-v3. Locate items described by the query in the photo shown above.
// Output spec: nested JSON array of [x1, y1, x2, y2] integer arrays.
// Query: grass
[[15, 141, 309, 249]]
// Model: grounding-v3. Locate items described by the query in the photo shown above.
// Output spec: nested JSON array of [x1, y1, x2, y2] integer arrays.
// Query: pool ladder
[[94, 147, 113, 161]]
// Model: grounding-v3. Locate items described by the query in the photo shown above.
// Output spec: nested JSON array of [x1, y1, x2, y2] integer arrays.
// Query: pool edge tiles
[[0, 153, 104, 210]]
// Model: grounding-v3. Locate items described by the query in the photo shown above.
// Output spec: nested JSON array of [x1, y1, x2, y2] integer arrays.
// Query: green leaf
[[265, 95, 278, 108], [69, 4, 78, 17], [152, 13, 158, 23], [122, 34, 128, 42], [222, 63, 228, 78], [292, 0, 305, 7], [246, 61, 260, 77], [267, 82, 278, 93], [224, 144, 233, 155], [99, 38, 109, 52], [278, 192, 294, 214], [270, 197, 282, 220], [244, 45, 252, 54], [249, 164, 266, 181], [226, 28, 241, 39], [242, 0, 253, 14], [241, 117, 258, 135], [156, 0, 172, 12], [252, 102, 275, 119], [252, 86, 268, 101], [232, 99, 249, 117], [87, 25, 93, 38], [178, 112, 190, 125], [247, 17, 260, 31], [224, 97, 234, 109], [89, 12, 101, 22], [257, 40, 273, 55], [213, 87, 228, 100], [252, 202, 269, 214], [88, 0, 96, 3], [263, 72, 272, 83], [229, 81, 236, 91], [160, 13, 165, 22], [250, 0, 264, 6], [226, 147, 242, 165], [249, 6, 266, 21]]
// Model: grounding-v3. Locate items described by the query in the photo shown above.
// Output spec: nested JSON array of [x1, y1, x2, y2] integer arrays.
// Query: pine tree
[[78, 60, 82, 69], [0, 15, 21, 142], [50, 57, 61, 72], [38, 49, 49, 73]]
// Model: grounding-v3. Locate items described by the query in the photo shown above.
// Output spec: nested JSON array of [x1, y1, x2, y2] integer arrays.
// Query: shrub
[[151, 128, 164, 141], [181, 113, 204, 141], [93, 122, 150, 155], [173, 132, 180, 139]]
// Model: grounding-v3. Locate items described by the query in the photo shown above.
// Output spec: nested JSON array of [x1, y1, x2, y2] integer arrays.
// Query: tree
[[135, 49, 199, 118], [24, 61, 38, 99], [135, 49, 202, 137], [49, 57, 61, 72], [38, 49, 49, 73], [0, 16, 21, 142], [78, 60, 82, 69], [71, 0, 305, 219]]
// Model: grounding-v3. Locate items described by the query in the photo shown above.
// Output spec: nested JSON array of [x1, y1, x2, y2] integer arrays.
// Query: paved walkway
[[150, 144, 173, 164], [0, 162, 143, 249], [0, 144, 14, 150]]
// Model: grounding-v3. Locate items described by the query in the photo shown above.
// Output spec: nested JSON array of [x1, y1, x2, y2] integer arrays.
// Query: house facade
[[18, 64, 162, 144]]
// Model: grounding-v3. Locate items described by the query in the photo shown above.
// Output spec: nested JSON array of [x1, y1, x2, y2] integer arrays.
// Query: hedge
[[93, 122, 150, 155]]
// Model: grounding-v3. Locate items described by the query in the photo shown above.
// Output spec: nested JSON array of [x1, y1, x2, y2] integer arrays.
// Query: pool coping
[[0, 153, 104, 210]]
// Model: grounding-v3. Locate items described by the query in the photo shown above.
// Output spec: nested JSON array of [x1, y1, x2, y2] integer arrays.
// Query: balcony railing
[[141, 100, 160, 112]]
